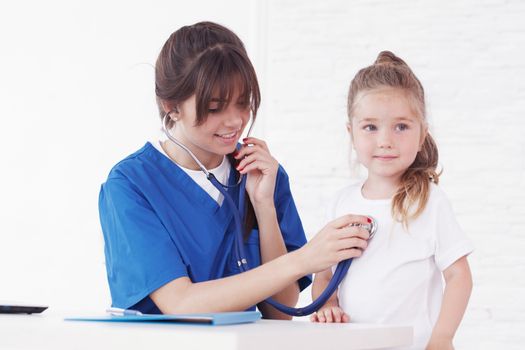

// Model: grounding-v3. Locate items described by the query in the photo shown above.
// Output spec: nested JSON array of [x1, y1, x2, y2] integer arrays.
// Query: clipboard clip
[[106, 307, 143, 316]]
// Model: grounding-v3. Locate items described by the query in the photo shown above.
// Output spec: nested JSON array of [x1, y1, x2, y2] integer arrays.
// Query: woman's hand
[[296, 214, 371, 275], [310, 305, 350, 323], [234, 137, 279, 206]]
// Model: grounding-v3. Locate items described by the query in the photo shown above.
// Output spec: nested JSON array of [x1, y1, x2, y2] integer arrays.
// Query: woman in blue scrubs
[[99, 21, 370, 319]]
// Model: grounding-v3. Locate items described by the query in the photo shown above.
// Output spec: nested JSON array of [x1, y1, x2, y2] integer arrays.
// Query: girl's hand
[[426, 336, 454, 350], [297, 214, 371, 275], [234, 137, 278, 205], [310, 305, 350, 323]]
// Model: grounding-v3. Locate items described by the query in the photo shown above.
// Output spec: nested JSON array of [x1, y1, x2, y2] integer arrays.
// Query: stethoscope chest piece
[[365, 216, 378, 240], [351, 216, 378, 240]]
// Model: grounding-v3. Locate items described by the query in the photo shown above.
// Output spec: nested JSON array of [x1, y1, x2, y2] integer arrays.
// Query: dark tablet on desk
[[0, 303, 48, 314]]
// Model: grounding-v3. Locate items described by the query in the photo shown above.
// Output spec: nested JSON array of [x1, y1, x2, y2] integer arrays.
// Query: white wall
[[1, 0, 524, 348], [0, 0, 260, 312], [261, 1, 525, 349]]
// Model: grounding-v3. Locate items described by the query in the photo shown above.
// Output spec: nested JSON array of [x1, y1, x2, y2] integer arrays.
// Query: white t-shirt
[[327, 181, 474, 350], [150, 140, 231, 206]]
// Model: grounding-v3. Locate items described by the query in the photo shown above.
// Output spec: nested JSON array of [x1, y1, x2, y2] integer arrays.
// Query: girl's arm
[[309, 268, 350, 323], [426, 256, 473, 350], [150, 214, 370, 314], [253, 202, 299, 319]]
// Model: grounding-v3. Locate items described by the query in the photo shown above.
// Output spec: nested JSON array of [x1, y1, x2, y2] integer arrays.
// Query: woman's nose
[[224, 106, 247, 128]]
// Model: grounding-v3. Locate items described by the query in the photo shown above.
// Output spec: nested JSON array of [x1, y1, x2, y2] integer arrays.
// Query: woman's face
[[170, 86, 251, 164]]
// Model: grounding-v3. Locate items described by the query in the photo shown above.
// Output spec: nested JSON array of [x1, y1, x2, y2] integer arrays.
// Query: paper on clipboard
[[64, 311, 261, 326]]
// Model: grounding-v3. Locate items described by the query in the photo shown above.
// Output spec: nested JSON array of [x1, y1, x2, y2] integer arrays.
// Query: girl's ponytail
[[392, 133, 440, 227]]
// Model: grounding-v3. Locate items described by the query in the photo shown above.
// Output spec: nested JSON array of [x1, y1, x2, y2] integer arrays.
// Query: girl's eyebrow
[[357, 117, 378, 123], [357, 116, 417, 123], [393, 116, 417, 123]]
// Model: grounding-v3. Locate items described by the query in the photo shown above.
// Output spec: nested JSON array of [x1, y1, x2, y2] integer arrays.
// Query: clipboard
[[65, 311, 261, 325]]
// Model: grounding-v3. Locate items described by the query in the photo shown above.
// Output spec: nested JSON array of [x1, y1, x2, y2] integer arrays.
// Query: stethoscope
[[162, 112, 377, 316]]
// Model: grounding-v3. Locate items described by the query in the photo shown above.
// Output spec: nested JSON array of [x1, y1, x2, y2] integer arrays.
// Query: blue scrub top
[[99, 142, 311, 314]]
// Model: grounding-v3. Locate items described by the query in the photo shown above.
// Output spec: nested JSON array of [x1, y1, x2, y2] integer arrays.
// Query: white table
[[0, 312, 412, 350]]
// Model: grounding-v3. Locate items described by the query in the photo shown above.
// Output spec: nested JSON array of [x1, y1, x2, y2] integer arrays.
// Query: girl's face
[[170, 86, 251, 165], [349, 88, 426, 182]]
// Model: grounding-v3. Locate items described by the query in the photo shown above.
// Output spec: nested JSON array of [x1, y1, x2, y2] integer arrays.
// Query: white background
[[1, 1, 524, 348]]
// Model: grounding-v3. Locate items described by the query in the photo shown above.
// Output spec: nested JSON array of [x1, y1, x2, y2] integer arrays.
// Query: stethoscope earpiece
[[167, 108, 179, 122]]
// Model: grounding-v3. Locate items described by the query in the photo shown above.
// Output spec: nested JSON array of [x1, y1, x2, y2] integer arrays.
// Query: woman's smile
[[214, 129, 241, 144]]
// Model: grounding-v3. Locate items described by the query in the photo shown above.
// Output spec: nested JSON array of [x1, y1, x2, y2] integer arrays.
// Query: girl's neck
[[362, 175, 401, 200]]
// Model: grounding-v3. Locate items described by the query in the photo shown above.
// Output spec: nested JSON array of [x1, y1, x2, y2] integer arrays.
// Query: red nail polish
[[367, 217, 372, 223], [242, 138, 248, 142]]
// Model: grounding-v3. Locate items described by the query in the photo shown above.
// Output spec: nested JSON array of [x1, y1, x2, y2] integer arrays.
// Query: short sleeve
[[99, 175, 188, 309], [433, 191, 474, 271], [274, 166, 312, 291]]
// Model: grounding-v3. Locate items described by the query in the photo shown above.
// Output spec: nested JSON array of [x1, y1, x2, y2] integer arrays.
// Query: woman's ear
[[161, 100, 179, 114], [161, 100, 180, 121]]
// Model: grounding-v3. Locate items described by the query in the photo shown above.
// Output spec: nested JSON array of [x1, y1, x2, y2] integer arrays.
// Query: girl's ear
[[419, 125, 428, 150], [346, 122, 355, 145]]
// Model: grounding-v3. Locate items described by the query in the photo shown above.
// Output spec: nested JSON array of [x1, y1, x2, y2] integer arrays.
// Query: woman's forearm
[[151, 213, 369, 315], [151, 250, 305, 314]]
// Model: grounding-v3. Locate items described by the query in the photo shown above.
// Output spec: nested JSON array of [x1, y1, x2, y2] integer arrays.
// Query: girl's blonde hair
[[347, 51, 440, 227]]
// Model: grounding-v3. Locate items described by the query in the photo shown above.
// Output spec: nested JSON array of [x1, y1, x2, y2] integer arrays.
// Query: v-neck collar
[[145, 142, 238, 231]]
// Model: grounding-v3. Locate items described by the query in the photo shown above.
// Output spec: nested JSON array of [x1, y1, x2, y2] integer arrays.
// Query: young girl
[[98, 21, 370, 319], [310, 51, 473, 350]]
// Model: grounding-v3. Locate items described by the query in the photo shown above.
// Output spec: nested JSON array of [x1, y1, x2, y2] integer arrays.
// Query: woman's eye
[[208, 104, 220, 113], [237, 101, 250, 110], [363, 124, 377, 131]]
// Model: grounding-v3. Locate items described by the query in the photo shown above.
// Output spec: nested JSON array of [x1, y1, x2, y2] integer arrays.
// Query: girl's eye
[[395, 123, 409, 131], [363, 124, 377, 131]]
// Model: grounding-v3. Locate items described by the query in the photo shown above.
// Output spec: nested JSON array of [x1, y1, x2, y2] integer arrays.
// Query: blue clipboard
[[65, 311, 261, 326]]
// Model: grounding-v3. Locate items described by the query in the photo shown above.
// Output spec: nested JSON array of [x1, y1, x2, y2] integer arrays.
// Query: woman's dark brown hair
[[155, 21, 260, 237], [155, 21, 260, 127], [347, 51, 440, 228]]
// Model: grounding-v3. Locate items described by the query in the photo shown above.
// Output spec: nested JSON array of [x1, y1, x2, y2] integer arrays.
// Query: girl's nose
[[378, 130, 393, 149]]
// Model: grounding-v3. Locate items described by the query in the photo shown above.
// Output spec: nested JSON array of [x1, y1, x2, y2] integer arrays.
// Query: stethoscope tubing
[[161, 112, 376, 316], [214, 174, 362, 317]]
